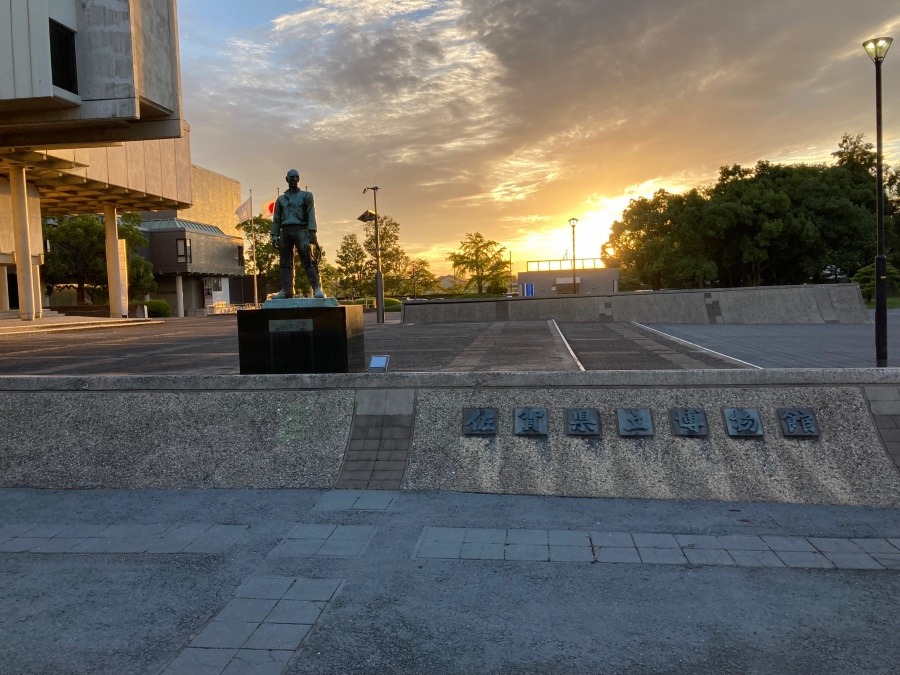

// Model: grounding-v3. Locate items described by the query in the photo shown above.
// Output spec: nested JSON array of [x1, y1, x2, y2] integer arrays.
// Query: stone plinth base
[[237, 304, 364, 374]]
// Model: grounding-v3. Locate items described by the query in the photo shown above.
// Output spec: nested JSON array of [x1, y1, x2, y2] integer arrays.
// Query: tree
[[363, 215, 410, 297], [448, 232, 508, 294], [236, 215, 279, 298], [852, 262, 900, 302], [406, 257, 437, 297], [334, 233, 368, 299], [43, 212, 152, 304]]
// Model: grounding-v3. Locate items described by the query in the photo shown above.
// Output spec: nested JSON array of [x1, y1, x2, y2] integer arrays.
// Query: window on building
[[176, 238, 192, 263], [237, 246, 245, 265], [204, 277, 222, 292], [49, 20, 78, 94]]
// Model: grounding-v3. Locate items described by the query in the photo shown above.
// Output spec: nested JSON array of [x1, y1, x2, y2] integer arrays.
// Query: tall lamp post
[[864, 36, 893, 367], [569, 217, 578, 294], [361, 186, 384, 324]]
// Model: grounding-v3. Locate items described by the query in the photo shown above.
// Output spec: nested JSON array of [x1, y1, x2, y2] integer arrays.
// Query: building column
[[175, 274, 184, 317], [0, 267, 9, 311], [31, 261, 43, 318], [9, 166, 35, 321], [104, 205, 128, 318]]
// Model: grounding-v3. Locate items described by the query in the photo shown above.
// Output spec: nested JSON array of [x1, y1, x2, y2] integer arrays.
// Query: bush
[[145, 299, 171, 317], [384, 297, 402, 311]]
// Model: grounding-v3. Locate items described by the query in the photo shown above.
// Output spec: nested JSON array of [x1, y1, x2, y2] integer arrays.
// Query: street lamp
[[361, 186, 384, 323], [863, 36, 893, 367], [569, 217, 578, 294]]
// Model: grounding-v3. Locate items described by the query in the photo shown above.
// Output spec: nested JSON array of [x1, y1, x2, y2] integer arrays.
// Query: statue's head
[[285, 169, 300, 188]]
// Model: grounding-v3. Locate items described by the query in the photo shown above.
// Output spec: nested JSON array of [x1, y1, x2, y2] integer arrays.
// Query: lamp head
[[569, 217, 578, 228], [863, 36, 893, 63]]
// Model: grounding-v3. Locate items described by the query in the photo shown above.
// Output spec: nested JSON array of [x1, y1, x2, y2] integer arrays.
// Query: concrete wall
[[1, 370, 898, 507], [177, 166, 241, 238], [403, 285, 870, 325], [518, 267, 619, 297]]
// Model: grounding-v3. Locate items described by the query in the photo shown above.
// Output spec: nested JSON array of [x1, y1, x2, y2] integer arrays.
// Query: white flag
[[235, 198, 252, 222]]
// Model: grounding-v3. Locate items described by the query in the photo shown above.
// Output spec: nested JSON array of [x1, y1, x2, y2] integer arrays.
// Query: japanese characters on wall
[[462, 407, 820, 439]]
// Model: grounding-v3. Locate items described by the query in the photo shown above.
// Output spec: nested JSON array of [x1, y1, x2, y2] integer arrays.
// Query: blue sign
[[524, 283, 534, 297]]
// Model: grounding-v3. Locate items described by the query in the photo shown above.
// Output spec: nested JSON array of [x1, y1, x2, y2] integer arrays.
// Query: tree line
[[602, 134, 900, 291]]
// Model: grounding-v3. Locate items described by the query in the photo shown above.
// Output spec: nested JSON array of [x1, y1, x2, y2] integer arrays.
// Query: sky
[[177, 0, 900, 276]]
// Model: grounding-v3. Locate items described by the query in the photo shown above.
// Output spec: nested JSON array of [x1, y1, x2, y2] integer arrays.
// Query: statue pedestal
[[237, 299, 365, 373]]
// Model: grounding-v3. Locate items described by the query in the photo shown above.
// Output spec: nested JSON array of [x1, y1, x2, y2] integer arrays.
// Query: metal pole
[[250, 188, 258, 305], [372, 188, 384, 324], [875, 58, 888, 367], [572, 223, 576, 294]]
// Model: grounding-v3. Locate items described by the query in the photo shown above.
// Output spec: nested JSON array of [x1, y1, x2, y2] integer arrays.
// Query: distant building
[[517, 258, 619, 297]]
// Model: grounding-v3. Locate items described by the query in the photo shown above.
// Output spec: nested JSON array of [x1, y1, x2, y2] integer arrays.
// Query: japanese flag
[[261, 198, 277, 217]]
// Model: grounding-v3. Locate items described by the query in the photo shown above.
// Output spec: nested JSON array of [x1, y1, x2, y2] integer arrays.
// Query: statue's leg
[[276, 228, 296, 299], [299, 230, 325, 298]]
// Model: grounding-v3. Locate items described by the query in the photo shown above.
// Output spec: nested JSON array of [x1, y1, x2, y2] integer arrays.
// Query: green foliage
[[363, 215, 410, 296], [335, 233, 368, 299], [236, 215, 279, 298], [145, 299, 171, 317], [383, 297, 402, 311], [448, 232, 509, 294], [127, 255, 156, 301], [602, 135, 891, 290], [851, 262, 900, 303], [42, 212, 153, 304]]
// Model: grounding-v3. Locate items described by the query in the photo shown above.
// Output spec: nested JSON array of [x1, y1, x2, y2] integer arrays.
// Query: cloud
[[180, 1, 900, 275]]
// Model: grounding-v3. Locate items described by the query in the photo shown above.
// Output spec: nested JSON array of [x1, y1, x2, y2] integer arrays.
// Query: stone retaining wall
[[402, 284, 870, 325], [1, 371, 898, 506]]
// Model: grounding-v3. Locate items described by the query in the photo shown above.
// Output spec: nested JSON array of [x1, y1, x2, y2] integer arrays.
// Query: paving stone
[[283, 579, 342, 602], [29, 538, 83, 553], [464, 528, 507, 543], [162, 647, 237, 674], [316, 538, 367, 557], [821, 552, 884, 570], [549, 530, 590, 546], [329, 525, 376, 541], [351, 491, 396, 510], [367, 479, 402, 490], [243, 623, 310, 651], [271, 540, 324, 556], [416, 540, 463, 559], [0, 538, 45, 552], [776, 551, 835, 569], [266, 599, 322, 625], [632, 533, 680, 549], [182, 534, 238, 554], [549, 546, 594, 562], [807, 538, 863, 553], [423, 527, 467, 542], [96, 524, 146, 538], [214, 598, 278, 623], [849, 538, 900, 554], [728, 550, 786, 568], [684, 549, 736, 566], [314, 492, 360, 511], [56, 524, 107, 538], [288, 524, 336, 539], [872, 553, 900, 569], [370, 469, 405, 481], [760, 536, 817, 552], [889, 539, 900, 550], [716, 535, 768, 550], [506, 529, 548, 545], [638, 547, 688, 564], [590, 532, 635, 548], [596, 547, 641, 564], [342, 460, 376, 473], [21, 524, 69, 538], [223, 649, 294, 675], [333, 478, 369, 489], [191, 621, 259, 649], [675, 534, 723, 549], [460, 542, 505, 560], [0, 525, 31, 539], [69, 538, 117, 553], [235, 578, 296, 600], [504, 544, 549, 561]]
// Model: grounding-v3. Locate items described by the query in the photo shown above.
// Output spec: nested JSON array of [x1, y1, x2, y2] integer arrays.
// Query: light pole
[[864, 36, 893, 367], [362, 186, 384, 323], [569, 217, 578, 294]]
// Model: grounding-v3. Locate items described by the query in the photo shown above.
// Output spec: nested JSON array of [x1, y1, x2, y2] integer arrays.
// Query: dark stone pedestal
[[237, 303, 365, 374]]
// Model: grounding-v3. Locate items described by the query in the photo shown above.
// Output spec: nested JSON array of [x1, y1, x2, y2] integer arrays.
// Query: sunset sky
[[177, 0, 900, 276]]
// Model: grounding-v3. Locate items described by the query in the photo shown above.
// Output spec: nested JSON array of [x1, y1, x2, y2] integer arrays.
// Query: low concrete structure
[[2, 370, 898, 507], [403, 284, 870, 325]]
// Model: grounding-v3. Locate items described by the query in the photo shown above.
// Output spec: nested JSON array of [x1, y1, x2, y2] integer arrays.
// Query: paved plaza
[[0, 311, 899, 673]]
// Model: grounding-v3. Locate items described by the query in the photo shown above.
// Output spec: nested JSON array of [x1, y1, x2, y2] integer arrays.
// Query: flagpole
[[250, 188, 258, 305]]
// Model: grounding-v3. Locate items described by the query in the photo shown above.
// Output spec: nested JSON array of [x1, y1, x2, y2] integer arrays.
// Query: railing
[[206, 302, 261, 315], [526, 258, 605, 272]]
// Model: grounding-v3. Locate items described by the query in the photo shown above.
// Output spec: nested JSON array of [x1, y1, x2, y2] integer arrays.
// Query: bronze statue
[[271, 168, 324, 298]]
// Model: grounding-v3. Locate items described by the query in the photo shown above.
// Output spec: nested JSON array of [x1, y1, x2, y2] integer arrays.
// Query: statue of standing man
[[271, 168, 324, 299]]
